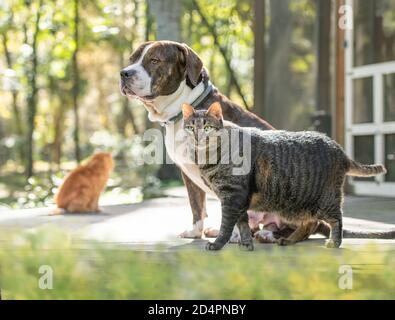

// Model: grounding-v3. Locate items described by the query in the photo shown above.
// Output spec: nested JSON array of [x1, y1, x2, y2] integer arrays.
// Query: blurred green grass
[[0, 228, 395, 299]]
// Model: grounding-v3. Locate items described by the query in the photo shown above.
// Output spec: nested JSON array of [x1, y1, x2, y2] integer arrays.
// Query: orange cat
[[54, 152, 114, 213]]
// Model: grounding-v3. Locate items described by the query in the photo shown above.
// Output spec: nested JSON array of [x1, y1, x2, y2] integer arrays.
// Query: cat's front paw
[[203, 227, 219, 238], [205, 241, 223, 251], [325, 239, 341, 248], [239, 241, 254, 251]]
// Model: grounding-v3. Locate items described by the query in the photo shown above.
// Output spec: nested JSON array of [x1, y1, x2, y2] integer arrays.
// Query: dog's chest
[[164, 123, 216, 197]]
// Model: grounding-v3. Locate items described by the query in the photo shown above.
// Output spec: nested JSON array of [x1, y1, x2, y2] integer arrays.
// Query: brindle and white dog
[[120, 40, 395, 244]]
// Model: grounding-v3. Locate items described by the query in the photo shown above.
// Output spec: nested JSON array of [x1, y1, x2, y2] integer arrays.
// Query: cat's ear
[[206, 102, 223, 119], [182, 103, 195, 118]]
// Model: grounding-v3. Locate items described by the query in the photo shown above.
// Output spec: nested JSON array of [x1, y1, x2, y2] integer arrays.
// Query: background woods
[[1, 0, 394, 208]]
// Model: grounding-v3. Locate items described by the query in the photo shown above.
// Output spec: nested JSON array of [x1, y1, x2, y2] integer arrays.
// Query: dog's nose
[[120, 69, 136, 78]]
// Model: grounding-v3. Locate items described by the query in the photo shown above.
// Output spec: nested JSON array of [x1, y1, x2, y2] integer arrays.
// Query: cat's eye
[[185, 125, 194, 133], [151, 58, 159, 64], [204, 125, 213, 132]]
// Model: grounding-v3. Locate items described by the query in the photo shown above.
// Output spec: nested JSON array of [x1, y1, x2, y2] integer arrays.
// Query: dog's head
[[120, 41, 203, 101]]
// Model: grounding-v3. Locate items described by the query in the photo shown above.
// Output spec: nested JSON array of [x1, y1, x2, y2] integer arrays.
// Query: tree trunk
[[26, 0, 43, 178], [1, 32, 23, 136], [253, 0, 266, 118], [72, 0, 81, 163], [316, 0, 331, 114], [314, 0, 332, 137], [52, 101, 66, 168], [148, 0, 182, 41], [265, 0, 293, 129], [1, 27, 25, 165], [149, 0, 183, 181], [335, 0, 345, 146], [145, 0, 153, 41]]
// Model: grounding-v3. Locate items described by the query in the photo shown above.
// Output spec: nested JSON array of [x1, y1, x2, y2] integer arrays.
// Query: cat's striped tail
[[347, 159, 387, 177], [343, 229, 395, 239]]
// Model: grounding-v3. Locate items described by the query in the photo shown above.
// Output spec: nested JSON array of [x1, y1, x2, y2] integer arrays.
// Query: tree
[[148, 0, 182, 41], [72, 0, 81, 163], [26, 0, 44, 178], [1, 10, 24, 163], [315, 0, 332, 137], [265, 0, 293, 129], [149, 0, 183, 180], [253, 0, 266, 117]]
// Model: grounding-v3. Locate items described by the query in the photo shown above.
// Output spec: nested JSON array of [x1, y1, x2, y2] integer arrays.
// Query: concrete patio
[[0, 188, 394, 252]]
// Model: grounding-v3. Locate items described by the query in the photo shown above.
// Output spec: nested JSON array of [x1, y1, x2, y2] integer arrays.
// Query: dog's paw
[[203, 227, 219, 238], [205, 242, 223, 251], [277, 237, 291, 246], [179, 221, 204, 239], [254, 229, 276, 243], [179, 229, 203, 239]]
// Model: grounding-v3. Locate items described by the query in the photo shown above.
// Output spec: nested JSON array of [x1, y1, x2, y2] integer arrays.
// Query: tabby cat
[[182, 102, 386, 251]]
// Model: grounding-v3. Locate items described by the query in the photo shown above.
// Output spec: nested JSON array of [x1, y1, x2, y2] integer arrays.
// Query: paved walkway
[[0, 189, 394, 251]]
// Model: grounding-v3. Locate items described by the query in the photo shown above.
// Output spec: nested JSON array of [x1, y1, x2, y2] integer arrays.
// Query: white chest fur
[[164, 121, 217, 197]]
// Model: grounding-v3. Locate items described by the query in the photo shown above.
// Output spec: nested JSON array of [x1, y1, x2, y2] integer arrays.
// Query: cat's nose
[[197, 131, 204, 141]]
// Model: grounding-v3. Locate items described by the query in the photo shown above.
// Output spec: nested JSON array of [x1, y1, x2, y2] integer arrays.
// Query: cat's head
[[181, 102, 224, 144], [87, 152, 115, 171]]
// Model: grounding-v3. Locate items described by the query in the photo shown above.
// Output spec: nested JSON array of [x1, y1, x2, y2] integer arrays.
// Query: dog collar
[[161, 81, 215, 126]]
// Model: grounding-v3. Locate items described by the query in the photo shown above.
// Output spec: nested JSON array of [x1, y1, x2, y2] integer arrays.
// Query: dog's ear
[[206, 102, 222, 119], [178, 43, 203, 86], [182, 103, 195, 118], [129, 41, 153, 63]]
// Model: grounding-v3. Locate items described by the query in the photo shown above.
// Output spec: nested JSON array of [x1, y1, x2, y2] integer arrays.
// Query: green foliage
[[1, 0, 321, 207], [0, 132, 163, 208], [1, 228, 395, 299]]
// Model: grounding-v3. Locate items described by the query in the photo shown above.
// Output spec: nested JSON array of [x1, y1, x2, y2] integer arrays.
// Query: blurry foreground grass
[[0, 228, 395, 299]]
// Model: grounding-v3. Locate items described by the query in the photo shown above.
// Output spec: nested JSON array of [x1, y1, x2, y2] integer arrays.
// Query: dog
[[54, 152, 114, 213], [120, 40, 273, 238], [120, 40, 395, 243]]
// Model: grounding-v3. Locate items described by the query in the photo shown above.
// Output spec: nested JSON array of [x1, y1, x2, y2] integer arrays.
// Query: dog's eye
[[151, 58, 159, 64]]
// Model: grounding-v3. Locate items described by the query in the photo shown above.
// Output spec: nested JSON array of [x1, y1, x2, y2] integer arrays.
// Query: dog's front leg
[[179, 171, 207, 238]]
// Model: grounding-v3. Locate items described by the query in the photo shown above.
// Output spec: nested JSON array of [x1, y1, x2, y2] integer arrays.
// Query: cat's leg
[[66, 202, 87, 213], [206, 201, 246, 251], [237, 213, 254, 251], [323, 211, 343, 248], [89, 196, 101, 213], [64, 188, 92, 213]]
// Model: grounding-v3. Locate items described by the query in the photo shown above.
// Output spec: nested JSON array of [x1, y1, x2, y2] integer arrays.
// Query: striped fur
[[347, 159, 387, 177], [182, 103, 387, 251]]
